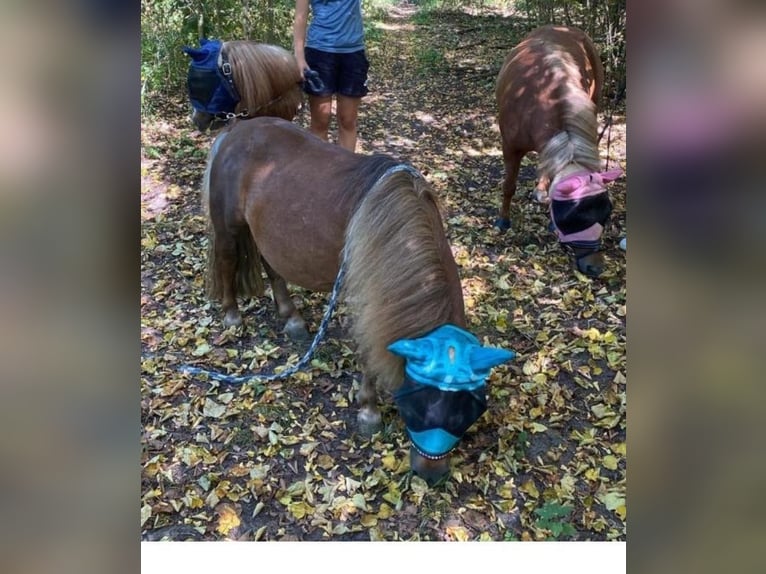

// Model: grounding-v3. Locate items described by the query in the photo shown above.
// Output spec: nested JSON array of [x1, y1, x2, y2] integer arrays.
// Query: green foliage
[[416, 46, 446, 72], [534, 501, 576, 539]]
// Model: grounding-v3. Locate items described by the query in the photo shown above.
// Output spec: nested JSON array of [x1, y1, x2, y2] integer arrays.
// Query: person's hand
[[295, 57, 308, 80]]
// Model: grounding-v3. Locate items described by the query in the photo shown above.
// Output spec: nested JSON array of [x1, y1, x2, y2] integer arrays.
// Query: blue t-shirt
[[306, 0, 365, 53]]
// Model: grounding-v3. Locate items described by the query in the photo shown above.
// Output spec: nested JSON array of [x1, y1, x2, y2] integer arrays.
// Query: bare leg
[[496, 149, 523, 232], [217, 234, 242, 328], [336, 95, 361, 152], [308, 95, 333, 142], [356, 374, 382, 435], [262, 260, 309, 340]]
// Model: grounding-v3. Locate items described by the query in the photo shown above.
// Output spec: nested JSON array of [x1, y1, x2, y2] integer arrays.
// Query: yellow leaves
[[497, 480, 515, 500], [590, 403, 621, 429], [602, 455, 619, 470], [381, 454, 398, 471], [288, 501, 313, 520], [584, 468, 601, 482], [254, 526, 267, 541], [299, 442, 319, 457], [445, 525, 471, 541], [202, 398, 227, 418], [409, 476, 429, 504], [141, 503, 152, 527], [519, 480, 539, 499], [191, 342, 211, 356], [531, 373, 547, 386], [597, 488, 626, 522], [177, 445, 216, 467], [382, 483, 402, 508], [495, 274, 512, 290], [377, 502, 394, 520], [215, 503, 241, 536], [182, 490, 204, 510], [528, 422, 547, 434], [315, 454, 335, 470]]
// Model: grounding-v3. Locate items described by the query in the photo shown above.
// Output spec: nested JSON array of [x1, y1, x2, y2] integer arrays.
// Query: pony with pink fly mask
[[495, 26, 624, 276], [549, 168, 623, 275]]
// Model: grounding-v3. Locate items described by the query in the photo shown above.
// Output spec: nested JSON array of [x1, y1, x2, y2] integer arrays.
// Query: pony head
[[183, 40, 303, 132], [550, 168, 622, 276], [183, 38, 241, 131], [388, 324, 515, 485]]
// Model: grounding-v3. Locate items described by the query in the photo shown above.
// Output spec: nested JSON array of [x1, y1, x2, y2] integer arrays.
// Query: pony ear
[[556, 175, 587, 194], [388, 339, 429, 363], [468, 347, 515, 373], [183, 46, 205, 60], [599, 168, 623, 183]]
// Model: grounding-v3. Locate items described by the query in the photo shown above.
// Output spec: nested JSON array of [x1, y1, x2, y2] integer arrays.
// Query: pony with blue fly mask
[[495, 26, 623, 276], [183, 39, 304, 131], [199, 117, 515, 485]]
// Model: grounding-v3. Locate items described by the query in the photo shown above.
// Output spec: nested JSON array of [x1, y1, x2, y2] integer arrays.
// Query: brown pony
[[202, 117, 498, 484], [495, 25, 621, 276], [184, 40, 303, 131]]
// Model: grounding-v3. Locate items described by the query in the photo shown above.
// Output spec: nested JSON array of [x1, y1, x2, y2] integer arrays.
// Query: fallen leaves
[[140, 5, 626, 542]]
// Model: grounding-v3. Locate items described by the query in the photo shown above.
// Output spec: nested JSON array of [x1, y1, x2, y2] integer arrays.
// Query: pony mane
[[224, 41, 303, 120], [343, 162, 458, 393], [538, 48, 601, 181]]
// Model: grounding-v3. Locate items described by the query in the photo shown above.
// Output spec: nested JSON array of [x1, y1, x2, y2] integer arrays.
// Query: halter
[[180, 162, 423, 386]]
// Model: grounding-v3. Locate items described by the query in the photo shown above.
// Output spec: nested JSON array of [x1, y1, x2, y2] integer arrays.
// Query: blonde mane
[[538, 48, 601, 180], [224, 41, 303, 120], [342, 168, 459, 393]]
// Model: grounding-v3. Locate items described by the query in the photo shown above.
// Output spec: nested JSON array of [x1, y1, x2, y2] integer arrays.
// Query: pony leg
[[262, 260, 309, 341], [534, 175, 551, 203], [496, 150, 523, 232], [216, 234, 243, 328], [356, 374, 382, 435]]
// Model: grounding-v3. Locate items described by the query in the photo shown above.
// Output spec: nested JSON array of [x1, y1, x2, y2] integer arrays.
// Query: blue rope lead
[[180, 262, 347, 385]]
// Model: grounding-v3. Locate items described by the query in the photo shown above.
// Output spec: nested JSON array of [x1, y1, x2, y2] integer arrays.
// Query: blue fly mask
[[388, 324, 515, 460], [182, 38, 241, 115]]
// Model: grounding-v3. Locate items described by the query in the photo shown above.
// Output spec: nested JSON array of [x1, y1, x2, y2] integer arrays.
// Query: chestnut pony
[[495, 25, 622, 276], [202, 117, 513, 484], [184, 40, 303, 131]]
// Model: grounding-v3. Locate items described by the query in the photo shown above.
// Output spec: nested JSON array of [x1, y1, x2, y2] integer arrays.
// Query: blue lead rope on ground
[[180, 263, 347, 385]]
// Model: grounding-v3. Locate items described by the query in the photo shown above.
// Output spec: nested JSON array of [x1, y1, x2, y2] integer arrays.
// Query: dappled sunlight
[[141, 4, 625, 543]]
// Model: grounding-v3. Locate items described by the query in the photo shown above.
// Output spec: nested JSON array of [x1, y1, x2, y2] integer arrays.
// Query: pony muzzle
[[409, 447, 451, 486], [563, 241, 605, 277]]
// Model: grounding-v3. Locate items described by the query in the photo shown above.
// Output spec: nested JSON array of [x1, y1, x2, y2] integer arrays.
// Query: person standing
[[293, 0, 369, 152]]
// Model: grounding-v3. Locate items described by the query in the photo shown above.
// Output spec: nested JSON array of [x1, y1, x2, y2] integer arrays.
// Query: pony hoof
[[357, 409, 382, 436], [534, 190, 550, 203], [223, 311, 243, 328], [494, 218, 511, 232], [284, 317, 310, 341]]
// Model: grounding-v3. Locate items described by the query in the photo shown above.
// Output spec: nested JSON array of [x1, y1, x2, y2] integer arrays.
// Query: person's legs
[[336, 50, 369, 152], [336, 95, 361, 151], [308, 95, 333, 141], [304, 48, 337, 142]]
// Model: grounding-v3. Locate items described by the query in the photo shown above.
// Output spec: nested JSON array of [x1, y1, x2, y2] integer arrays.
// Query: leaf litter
[[141, 6, 626, 541]]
